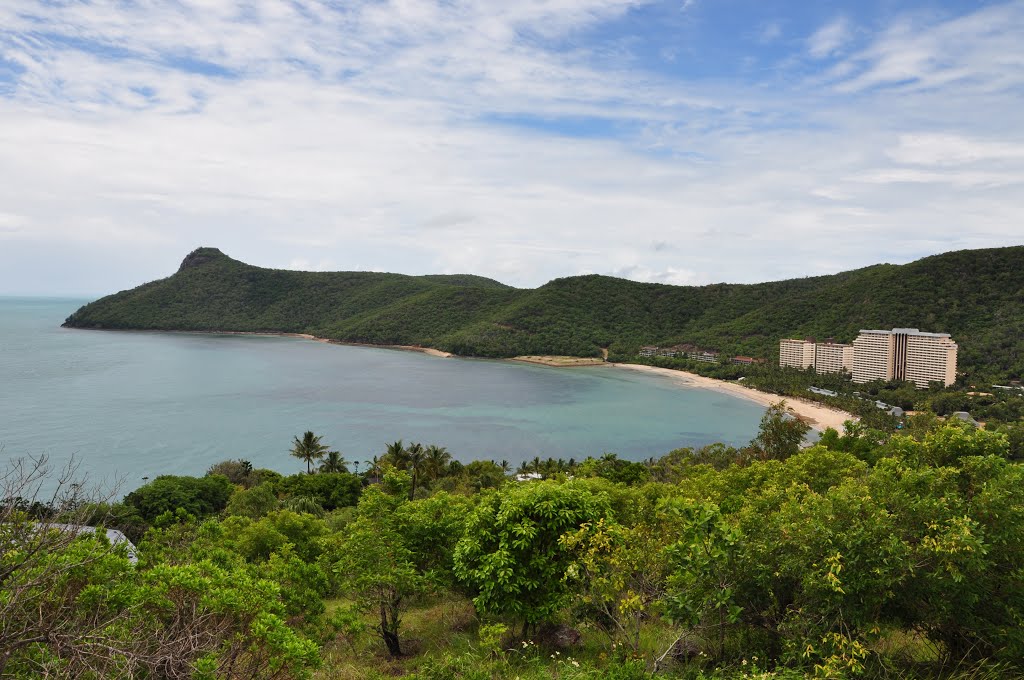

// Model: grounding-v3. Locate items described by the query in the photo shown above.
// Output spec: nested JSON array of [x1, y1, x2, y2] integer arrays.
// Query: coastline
[[510, 355, 606, 367], [63, 327, 455, 358], [610, 363, 857, 432]]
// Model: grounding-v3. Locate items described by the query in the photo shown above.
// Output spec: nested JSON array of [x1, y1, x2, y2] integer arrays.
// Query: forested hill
[[63, 245, 1024, 379]]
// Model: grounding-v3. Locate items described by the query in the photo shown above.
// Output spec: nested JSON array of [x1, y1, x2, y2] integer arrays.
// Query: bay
[[0, 298, 766, 492]]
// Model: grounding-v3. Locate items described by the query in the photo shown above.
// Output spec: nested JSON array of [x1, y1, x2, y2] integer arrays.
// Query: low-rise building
[[689, 351, 720, 363]]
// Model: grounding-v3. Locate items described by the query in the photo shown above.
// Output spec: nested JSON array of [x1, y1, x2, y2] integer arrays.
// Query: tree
[[0, 457, 319, 679], [424, 445, 452, 481], [576, 453, 650, 485], [318, 450, 348, 474], [124, 474, 233, 523], [335, 486, 425, 657], [406, 442, 426, 501], [289, 431, 331, 474], [750, 401, 811, 461], [454, 480, 612, 633], [276, 472, 362, 511], [561, 517, 669, 655], [224, 483, 279, 519], [384, 440, 408, 469], [206, 459, 255, 486], [396, 492, 472, 587]]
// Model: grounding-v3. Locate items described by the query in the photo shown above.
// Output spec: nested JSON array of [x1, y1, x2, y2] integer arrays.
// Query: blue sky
[[0, 0, 1022, 295]]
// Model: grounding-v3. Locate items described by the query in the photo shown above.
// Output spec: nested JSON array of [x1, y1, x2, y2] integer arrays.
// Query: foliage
[[576, 453, 651, 485], [453, 480, 612, 630], [124, 474, 233, 523], [274, 472, 362, 511], [207, 458, 257, 486], [749, 402, 812, 461], [290, 431, 333, 475], [334, 486, 427, 657], [7, 416, 1024, 678], [0, 458, 319, 679], [561, 517, 669, 654], [318, 451, 348, 474], [226, 482, 280, 519]]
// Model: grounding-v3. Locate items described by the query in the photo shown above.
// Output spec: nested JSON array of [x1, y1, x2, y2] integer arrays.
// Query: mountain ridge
[[63, 245, 1024, 380]]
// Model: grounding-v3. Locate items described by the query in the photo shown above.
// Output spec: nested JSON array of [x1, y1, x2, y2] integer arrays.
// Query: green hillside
[[63, 245, 1024, 379]]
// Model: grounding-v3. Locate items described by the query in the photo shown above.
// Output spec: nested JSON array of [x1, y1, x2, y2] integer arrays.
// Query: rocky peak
[[178, 247, 225, 272]]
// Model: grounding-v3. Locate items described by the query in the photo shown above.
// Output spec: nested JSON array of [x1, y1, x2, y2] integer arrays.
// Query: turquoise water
[[0, 298, 766, 490]]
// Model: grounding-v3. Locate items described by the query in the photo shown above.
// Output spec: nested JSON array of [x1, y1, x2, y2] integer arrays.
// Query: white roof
[[859, 328, 951, 338], [46, 523, 138, 564]]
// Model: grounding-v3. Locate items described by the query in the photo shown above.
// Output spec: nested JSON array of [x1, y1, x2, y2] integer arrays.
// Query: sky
[[1, 0, 1022, 295]]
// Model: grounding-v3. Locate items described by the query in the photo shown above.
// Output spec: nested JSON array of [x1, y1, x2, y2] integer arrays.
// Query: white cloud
[[0, 0, 1021, 295], [828, 2, 1024, 94], [888, 133, 1024, 166], [808, 17, 850, 59]]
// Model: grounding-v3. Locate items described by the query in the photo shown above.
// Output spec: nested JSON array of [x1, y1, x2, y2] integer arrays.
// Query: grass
[[316, 598, 1017, 679]]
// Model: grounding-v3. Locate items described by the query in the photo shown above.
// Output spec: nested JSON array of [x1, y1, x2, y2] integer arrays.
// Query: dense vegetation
[[4, 413, 1023, 679], [63, 245, 1024, 381]]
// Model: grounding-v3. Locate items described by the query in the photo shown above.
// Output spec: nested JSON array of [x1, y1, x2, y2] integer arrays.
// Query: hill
[[63, 245, 1024, 380]]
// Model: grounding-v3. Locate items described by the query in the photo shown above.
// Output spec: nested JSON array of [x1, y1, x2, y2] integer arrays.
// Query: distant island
[[63, 245, 1024, 381]]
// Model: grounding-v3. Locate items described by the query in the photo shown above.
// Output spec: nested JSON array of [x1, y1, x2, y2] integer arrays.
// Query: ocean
[[0, 297, 766, 493]]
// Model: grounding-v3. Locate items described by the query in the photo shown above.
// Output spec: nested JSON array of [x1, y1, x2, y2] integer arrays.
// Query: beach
[[611, 363, 857, 431], [511, 355, 606, 367], [84, 328, 457, 358]]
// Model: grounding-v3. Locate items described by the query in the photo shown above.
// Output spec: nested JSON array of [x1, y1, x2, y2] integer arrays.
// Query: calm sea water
[[0, 298, 766, 492]]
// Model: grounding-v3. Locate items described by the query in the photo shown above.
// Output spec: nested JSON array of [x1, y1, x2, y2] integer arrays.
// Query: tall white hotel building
[[851, 328, 958, 388], [781, 329, 958, 388]]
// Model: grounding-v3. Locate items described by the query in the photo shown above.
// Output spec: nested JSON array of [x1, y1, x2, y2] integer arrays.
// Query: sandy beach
[[511, 355, 606, 367], [75, 328, 455, 358], [611, 363, 857, 431]]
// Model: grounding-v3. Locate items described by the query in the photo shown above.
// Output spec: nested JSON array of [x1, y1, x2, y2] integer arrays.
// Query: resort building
[[779, 338, 854, 374], [852, 328, 958, 388], [690, 350, 720, 363], [780, 338, 816, 369], [901, 330, 959, 388], [815, 342, 855, 375], [637, 345, 720, 363], [852, 330, 893, 384]]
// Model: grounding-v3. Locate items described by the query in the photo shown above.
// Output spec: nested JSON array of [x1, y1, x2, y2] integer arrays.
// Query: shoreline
[[510, 355, 606, 367], [63, 326, 455, 358], [610, 363, 857, 432]]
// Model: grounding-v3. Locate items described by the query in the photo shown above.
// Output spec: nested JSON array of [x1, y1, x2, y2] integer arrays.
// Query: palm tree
[[318, 450, 348, 474], [406, 442, 425, 500], [385, 440, 408, 469], [368, 456, 382, 484], [425, 445, 451, 481], [499, 459, 511, 475], [290, 431, 331, 474]]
